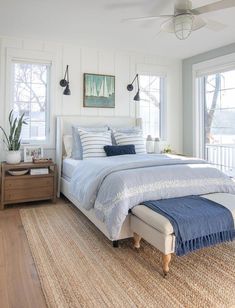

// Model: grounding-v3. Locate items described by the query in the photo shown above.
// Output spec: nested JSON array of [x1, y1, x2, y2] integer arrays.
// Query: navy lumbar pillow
[[104, 144, 136, 156]]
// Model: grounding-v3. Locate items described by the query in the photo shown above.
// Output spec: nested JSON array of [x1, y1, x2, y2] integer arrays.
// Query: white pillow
[[79, 130, 112, 159], [63, 135, 73, 158], [72, 126, 108, 160], [110, 127, 142, 145], [113, 132, 146, 154]]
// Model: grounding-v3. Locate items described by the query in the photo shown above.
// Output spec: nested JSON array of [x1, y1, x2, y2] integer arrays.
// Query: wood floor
[[0, 204, 47, 308]]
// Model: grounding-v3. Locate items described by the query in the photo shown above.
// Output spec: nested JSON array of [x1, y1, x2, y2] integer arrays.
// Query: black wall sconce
[[127, 73, 140, 101], [60, 65, 71, 95]]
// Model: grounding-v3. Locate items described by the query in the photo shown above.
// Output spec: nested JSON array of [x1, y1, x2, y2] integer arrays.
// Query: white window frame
[[5, 48, 56, 148], [136, 64, 167, 140], [192, 52, 235, 158]]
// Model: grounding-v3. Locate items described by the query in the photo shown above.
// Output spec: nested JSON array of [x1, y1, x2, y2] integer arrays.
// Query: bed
[[56, 115, 235, 275]]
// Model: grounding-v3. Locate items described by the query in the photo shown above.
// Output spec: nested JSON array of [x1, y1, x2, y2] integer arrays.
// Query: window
[[139, 75, 166, 138], [197, 69, 235, 174], [12, 61, 50, 144]]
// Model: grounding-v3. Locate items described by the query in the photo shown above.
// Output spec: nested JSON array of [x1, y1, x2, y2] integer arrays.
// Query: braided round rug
[[20, 202, 235, 308]]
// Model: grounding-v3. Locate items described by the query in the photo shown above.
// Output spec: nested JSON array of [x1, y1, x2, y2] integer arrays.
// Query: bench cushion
[[132, 205, 174, 235], [132, 193, 235, 236]]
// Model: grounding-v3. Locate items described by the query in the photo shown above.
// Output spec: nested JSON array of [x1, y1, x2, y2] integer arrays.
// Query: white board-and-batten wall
[[0, 36, 182, 161]]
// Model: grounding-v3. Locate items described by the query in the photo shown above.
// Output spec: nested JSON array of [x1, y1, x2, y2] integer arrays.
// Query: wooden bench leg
[[133, 232, 142, 249], [162, 253, 172, 277]]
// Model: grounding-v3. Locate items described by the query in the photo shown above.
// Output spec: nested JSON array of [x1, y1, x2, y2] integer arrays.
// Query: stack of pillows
[[64, 125, 146, 159]]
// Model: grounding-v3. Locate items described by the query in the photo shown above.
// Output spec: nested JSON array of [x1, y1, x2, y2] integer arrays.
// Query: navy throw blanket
[[142, 196, 235, 256]]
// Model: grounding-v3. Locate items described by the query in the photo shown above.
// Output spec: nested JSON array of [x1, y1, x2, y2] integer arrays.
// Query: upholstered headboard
[[56, 115, 142, 196]]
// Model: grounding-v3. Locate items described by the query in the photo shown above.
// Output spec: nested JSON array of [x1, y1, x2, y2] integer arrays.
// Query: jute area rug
[[20, 201, 235, 308]]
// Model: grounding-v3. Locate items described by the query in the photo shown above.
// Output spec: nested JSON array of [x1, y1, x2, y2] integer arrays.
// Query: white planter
[[6, 150, 21, 164]]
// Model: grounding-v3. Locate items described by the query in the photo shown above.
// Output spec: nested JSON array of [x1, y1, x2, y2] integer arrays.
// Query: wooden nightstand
[[0, 161, 57, 210]]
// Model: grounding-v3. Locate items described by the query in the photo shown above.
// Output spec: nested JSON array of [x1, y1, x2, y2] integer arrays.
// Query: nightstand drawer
[[5, 177, 53, 190], [4, 186, 53, 202], [1, 162, 57, 209]]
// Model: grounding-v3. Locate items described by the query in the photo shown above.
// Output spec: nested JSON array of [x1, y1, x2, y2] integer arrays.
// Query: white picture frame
[[24, 146, 44, 162]]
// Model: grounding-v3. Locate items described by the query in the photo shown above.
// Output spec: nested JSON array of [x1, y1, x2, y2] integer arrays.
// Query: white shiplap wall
[[0, 36, 182, 161]]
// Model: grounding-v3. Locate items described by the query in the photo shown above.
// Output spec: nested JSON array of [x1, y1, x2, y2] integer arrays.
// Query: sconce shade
[[63, 83, 71, 95], [133, 90, 140, 101]]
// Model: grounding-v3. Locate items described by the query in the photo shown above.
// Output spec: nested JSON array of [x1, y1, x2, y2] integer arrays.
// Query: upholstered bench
[[130, 193, 235, 277]]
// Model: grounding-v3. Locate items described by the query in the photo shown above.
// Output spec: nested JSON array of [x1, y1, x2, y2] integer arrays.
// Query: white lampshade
[[173, 14, 194, 40]]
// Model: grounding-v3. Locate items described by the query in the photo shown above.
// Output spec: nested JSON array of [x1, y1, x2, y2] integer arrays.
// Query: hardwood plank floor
[[0, 205, 47, 308]]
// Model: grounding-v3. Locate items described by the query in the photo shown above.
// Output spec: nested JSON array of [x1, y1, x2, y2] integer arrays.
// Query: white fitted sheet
[[62, 158, 81, 180]]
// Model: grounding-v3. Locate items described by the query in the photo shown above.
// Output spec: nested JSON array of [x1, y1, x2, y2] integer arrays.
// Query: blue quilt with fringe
[[142, 195, 235, 256]]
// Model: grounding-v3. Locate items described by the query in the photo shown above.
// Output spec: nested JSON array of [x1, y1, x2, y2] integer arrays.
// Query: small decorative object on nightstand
[[0, 161, 57, 210]]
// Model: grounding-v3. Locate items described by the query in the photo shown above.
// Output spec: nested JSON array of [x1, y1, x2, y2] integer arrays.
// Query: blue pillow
[[104, 145, 136, 156]]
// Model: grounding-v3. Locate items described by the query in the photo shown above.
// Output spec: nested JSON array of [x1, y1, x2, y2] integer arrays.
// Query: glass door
[[199, 70, 235, 175]]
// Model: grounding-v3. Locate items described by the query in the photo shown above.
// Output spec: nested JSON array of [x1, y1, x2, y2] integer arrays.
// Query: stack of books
[[30, 168, 49, 175]]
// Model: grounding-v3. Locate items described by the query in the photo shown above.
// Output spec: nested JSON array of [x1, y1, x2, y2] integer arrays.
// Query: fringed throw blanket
[[142, 196, 235, 256]]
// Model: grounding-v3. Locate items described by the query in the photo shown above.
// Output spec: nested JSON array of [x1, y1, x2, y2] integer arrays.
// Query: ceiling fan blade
[[123, 15, 173, 22], [154, 29, 164, 38], [150, 0, 174, 15], [192, 16, 207, 31], [161, 19, 174, 33], [174, 0, 192, 11], [205, 18, 227, 31], [191, 0, 235, 15], [106, 1, 144, 9]]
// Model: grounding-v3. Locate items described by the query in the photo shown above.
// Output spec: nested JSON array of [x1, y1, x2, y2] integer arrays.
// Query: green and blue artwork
[[83, 73, 115, 108]]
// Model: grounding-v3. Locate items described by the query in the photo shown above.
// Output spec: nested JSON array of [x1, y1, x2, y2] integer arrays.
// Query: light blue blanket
[[70, 154, 235, 239]]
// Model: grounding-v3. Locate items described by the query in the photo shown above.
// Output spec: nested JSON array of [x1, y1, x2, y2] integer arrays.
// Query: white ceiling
[[0, 0, 235, 59]]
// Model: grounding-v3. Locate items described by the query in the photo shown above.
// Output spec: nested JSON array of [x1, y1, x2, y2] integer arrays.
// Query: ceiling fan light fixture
[[174, 13, 194, 40]]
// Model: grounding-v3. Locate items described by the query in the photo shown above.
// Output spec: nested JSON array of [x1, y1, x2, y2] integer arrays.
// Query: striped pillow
[[113, 132, 146, 154], [79, 130, 112, 159]]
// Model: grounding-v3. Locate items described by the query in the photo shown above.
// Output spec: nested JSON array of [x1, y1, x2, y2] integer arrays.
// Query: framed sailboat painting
[[83, 73, 115, 108]]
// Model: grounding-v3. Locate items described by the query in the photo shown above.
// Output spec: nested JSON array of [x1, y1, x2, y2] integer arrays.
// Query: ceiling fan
[[124, 0, 235, 40]]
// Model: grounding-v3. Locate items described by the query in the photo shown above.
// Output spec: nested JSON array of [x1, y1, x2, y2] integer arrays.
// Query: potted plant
[[0, 110, 27, 164]]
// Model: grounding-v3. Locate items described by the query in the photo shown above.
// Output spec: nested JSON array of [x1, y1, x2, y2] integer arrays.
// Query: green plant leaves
[[0, 110, 27, 151]]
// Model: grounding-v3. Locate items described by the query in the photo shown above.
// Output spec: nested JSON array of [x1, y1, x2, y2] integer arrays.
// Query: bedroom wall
[[182, 42, 235, 156], [0, 36, 182, 161]]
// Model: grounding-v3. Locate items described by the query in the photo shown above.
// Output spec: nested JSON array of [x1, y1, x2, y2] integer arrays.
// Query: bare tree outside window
[[13, 62, 50, 142], [203, 70, 235, 174], [204, 73, 221, 144], [204, 71, 235, 145]]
